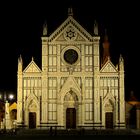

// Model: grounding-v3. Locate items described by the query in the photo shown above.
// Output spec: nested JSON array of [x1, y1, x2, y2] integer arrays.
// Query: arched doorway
[[10, 109, 17, 120], [29, 112, 36, 129], [105, 112, 113, 129], [66, 108, 76, 129], [64, 89, 78, 129], [104, 100, 114, 129]]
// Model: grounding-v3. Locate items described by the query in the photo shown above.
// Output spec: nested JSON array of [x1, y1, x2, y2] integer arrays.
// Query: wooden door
[[105, 112, 113, 129], [29, 112, 36, 129], [66, 108, 76, 129]]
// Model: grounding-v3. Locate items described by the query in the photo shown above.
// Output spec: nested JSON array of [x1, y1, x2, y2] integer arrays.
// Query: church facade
[[17, 9, 125, 129]]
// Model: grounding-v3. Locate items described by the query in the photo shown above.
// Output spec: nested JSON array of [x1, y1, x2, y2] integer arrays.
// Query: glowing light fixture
[[0, 94, 2, 99], [9, 94, 14, 100]]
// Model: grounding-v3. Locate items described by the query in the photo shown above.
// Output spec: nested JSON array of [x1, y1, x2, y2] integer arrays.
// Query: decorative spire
[[18, 54, 23, 72], [116, 64, 118, 70], [119, 54, 124, 62], [43, 21, 47, 36], [119, 54, 124, 71], [94, 20, 98, 35], [129, 91, 137, 101], [19, 54, 22, 59], [32, 56, 34, 61], [104, 29, 108, 42], [18, 54, 22, 64], [68, 7, 73, 16], [102, 29, 110, 66]]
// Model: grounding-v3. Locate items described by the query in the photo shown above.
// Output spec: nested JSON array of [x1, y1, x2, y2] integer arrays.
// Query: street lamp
[[8, 94, 14, 101], [0, 92, 15, 102], [0, 94, 2, 100]]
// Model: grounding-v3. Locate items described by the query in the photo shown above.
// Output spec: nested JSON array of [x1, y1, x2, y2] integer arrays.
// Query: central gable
[[49, 16, 93, 42]]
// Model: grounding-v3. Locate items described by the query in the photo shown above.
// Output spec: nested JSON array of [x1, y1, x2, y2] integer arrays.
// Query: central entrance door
[[105, 112, 113, 129], [66, 108, 76, 129], [29, 112, 36, 129]]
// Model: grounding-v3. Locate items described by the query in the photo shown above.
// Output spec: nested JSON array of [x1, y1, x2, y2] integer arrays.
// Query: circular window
[[64, 49, 78, 65]]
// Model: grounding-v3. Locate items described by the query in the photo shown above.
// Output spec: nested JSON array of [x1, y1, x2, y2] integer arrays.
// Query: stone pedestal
[[5, 101, 11, 130], [1, 121, 4, 129]]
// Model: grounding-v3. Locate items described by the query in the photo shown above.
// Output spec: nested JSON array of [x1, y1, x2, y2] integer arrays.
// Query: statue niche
[[28, 99, 37, 112], [105, 99, 114, 112], [64, 90, 78, 102], [64, 89, 78, 107]]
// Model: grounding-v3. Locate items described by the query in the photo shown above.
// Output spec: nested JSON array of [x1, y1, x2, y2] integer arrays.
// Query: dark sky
[[0, 1, 139, 100]]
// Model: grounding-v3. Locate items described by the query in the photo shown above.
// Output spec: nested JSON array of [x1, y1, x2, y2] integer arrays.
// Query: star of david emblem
[[64, 26, 77, 41]]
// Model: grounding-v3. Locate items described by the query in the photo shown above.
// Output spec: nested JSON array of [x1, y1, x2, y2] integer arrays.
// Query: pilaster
[[17, 56, 23, 127], [118, 56, 125, 128], [41, 37, 48, 126], [93, 36, 101, 128]]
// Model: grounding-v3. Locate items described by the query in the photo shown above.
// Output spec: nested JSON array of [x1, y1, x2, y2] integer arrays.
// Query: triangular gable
[[23, 60, 41, 73], [49, 16, 93, 42], [61, 76, 81, 93], [100, 59, 118, 73], [55, 29, 86, 42], [104, 90, 115, 102], [103, 88, 115, 106], [58, 76, 82, 102], [25, 89, 39, 109]]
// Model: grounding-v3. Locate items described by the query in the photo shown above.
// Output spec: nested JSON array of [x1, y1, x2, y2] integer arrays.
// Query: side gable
[[23, 60, 41, 73], [100, 59, 118, 73], [49, 16, 93, 42]]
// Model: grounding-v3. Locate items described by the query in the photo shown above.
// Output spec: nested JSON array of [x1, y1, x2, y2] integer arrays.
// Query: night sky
[[0, 1, 139, 100]]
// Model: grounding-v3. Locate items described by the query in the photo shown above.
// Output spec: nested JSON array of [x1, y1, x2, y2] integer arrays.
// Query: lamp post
[[8, 94, 14, 103], [0, 92, 15, 101], [0, 94, 5, 129]]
